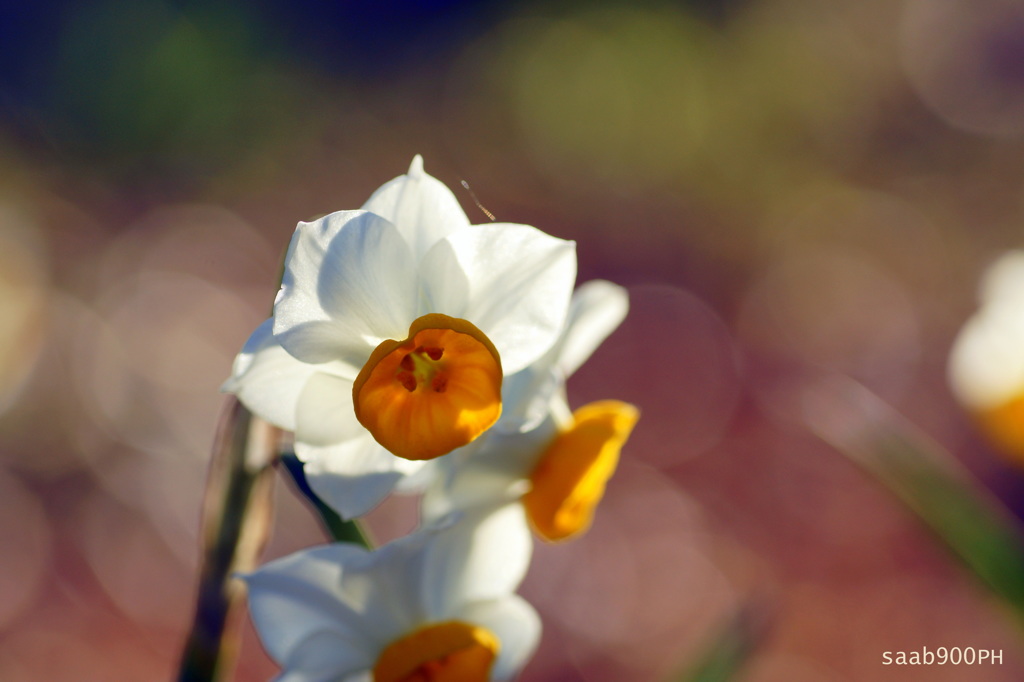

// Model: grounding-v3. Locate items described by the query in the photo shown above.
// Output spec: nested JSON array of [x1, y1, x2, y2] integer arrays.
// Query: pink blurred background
[[1, 0, 1024, 679]]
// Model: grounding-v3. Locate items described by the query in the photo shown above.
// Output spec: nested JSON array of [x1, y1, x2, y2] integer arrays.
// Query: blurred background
[[2, 0, 1024, 679]]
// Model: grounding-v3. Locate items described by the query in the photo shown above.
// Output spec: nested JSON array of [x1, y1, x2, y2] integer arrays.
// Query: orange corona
[[374, 621, 500, 682], [976, 394, 1024, 466], [354, 314, 503, 460], [523, 400, 639, 541]]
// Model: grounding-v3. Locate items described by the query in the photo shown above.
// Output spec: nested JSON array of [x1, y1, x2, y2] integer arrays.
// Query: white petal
[[278, 630, 372, 682], [294, 372, 363, 447], [419, 503, 533, 619], [274, 210, 417, 366], [497, 364, 563, 433], [222, 318, 313, 431], [361, 155, 471, 263], [350, 528, 442, 633], [497, 281, 627, 430], [420, 465, 530, 523], [313, 213, 418, 338], [556, 279, 629, 377], [393, 457, 440, 493], [979, 250, 1024, 306], [340, 673, 372, 682], [949, 303, 1024, 409], [298, 436, 420, 520], [271, 319, 370, 373], [454, 596, 541, 682], [419, 224, 577, 373], [243, 545, 379, 669]]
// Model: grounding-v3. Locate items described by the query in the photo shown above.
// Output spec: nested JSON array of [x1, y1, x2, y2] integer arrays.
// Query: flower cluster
[[226, 157, 638, 681]]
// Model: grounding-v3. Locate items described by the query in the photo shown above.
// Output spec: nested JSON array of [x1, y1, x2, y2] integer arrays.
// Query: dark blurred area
[[2, 0, 1024, 680]]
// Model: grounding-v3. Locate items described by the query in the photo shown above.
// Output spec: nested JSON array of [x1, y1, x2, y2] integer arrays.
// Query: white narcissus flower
[[271, 155, 575, 462], [423, 280, 640, 542], [243, 504, 540, 682], [949, 251, 1024, 464], [224, 156, 576, 517]]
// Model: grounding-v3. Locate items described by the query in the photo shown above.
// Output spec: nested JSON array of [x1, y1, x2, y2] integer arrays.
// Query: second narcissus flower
[[243, 504, 540, 682], [949, 250, 1024, 465], [423, 280, 640, 542], [226, 156, 576, 479]]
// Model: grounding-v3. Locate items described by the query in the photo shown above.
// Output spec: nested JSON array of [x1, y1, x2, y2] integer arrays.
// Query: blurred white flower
[[224, 157, 576, 516], [244, 504, 540, 682], [949, 250, 1024, 463], [424, 280, 640, 542]]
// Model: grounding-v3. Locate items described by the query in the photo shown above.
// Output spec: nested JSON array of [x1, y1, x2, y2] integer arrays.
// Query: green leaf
[[805, 375, 1024, 618], [671, 601, 771, 682]]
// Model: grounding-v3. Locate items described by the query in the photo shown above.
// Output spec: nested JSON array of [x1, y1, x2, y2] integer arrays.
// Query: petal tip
[[408, 155, 425, 179]]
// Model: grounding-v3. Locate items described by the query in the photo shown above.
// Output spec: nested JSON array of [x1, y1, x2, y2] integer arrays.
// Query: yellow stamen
[[976, 394, 1024, 467], [374, 621, 500, 682], [523, 400, 639, 542], [354, 314, 502, 460]]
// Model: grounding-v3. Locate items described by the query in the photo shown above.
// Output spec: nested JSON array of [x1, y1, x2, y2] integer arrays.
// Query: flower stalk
[[178, 397, 279, 682]]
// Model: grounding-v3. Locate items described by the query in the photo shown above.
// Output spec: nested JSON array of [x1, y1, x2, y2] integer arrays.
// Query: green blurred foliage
[[48, 0, 309, 179]]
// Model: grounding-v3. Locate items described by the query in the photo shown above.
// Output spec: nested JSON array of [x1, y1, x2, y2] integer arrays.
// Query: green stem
[[280, 452, 372, 547]]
